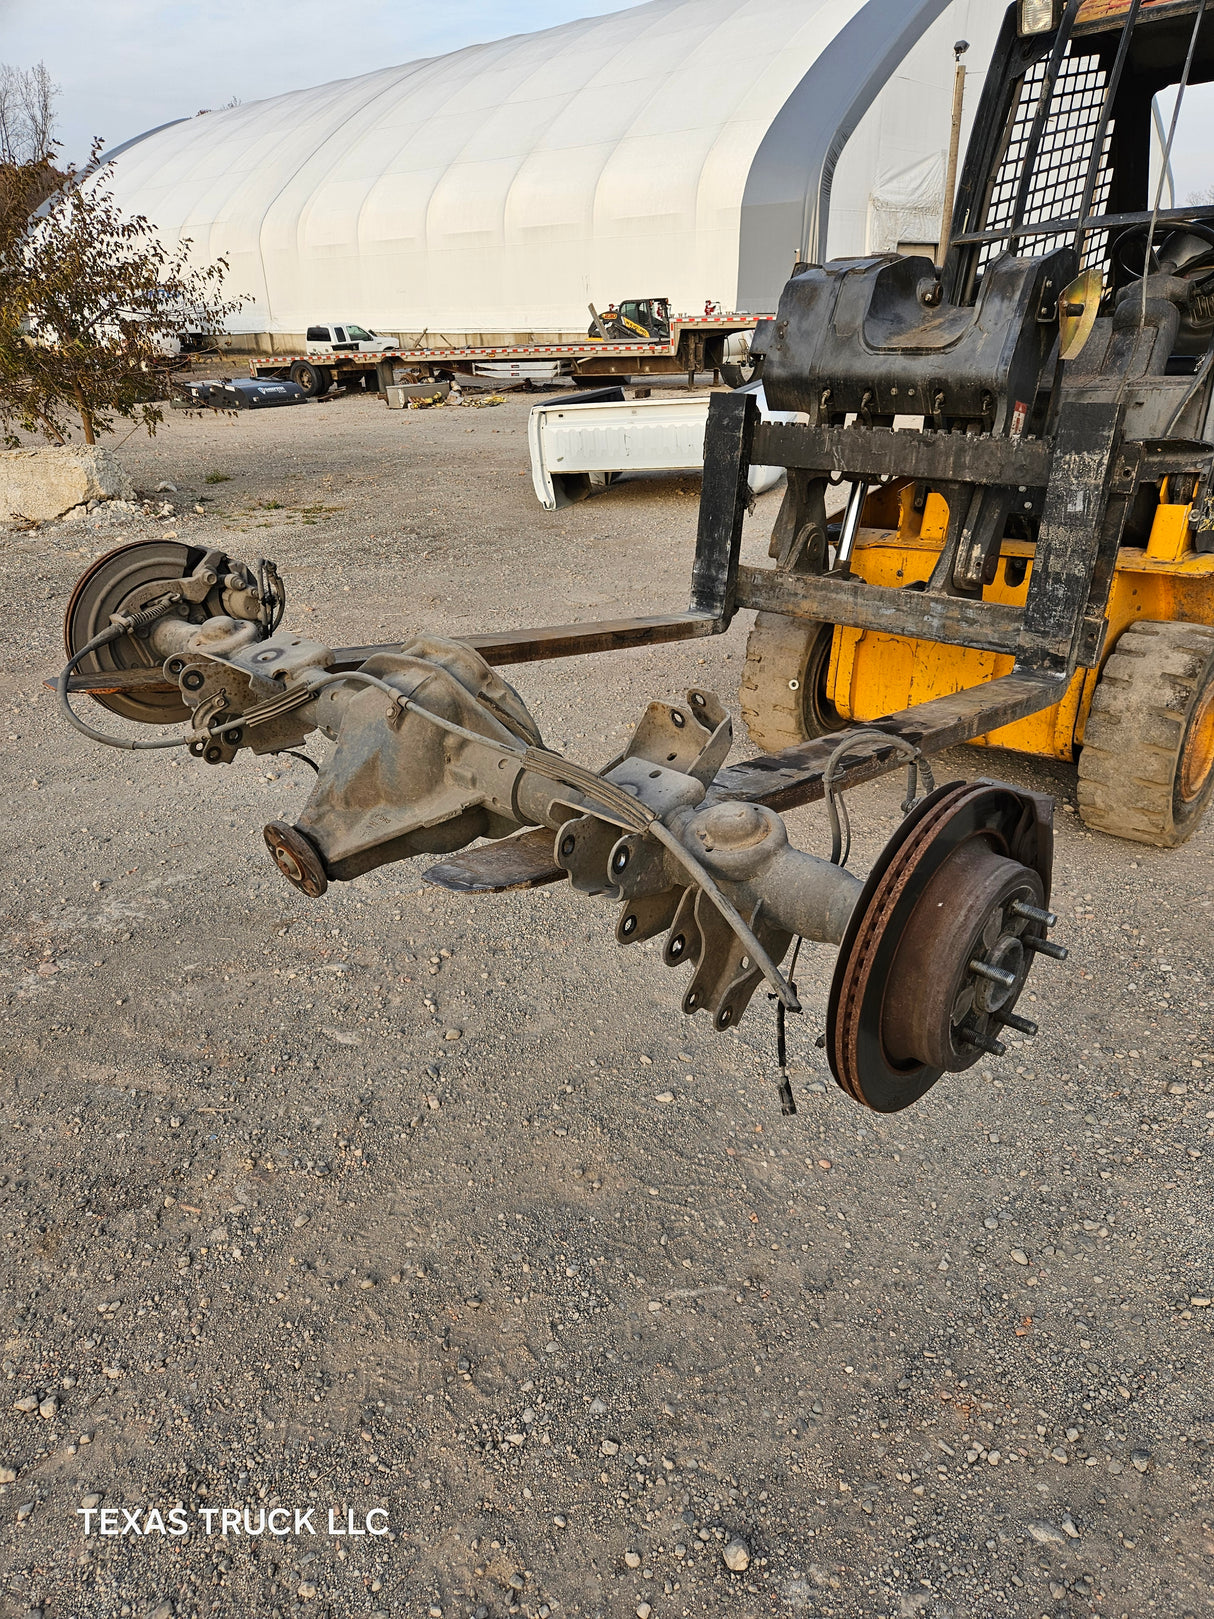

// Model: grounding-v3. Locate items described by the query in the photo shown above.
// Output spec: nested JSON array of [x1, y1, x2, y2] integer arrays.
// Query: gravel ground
[[1, 388, 1212, 1619]]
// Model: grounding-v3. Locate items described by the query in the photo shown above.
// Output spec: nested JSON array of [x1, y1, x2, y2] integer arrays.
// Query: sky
[[0, 0, 641, 165]]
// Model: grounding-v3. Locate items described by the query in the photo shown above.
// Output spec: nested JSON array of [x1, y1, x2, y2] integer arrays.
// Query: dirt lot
[[1, 387, 1212, 1619]]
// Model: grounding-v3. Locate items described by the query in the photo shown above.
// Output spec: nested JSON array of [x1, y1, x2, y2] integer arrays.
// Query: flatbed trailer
[[247, 314, 765, 396]]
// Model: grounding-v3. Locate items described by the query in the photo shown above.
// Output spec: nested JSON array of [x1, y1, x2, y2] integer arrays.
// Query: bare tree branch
[[0, 61, 58, 165], [17, 63, 56, 160], [0, 67, 20, 167]]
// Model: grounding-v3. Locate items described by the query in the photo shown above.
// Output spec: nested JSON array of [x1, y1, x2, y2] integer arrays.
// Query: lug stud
[[1011, 899, 1057, 928], [969, 958, 1017, 988], [998, 1010, 1039, 1036], [965, 1031, 1007, 1057], [1026, 937, 1068, 961]]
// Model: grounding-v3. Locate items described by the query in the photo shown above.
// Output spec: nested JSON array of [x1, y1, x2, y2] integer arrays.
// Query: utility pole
[[938, 40, 970, 267]]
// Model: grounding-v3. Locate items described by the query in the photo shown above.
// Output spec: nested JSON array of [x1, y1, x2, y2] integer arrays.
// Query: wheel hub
[[263, 821, 328, 898], [970, 929, 1026, 1017], [827, 782, 1065, 1113], [881, 840, 1043, 1067]]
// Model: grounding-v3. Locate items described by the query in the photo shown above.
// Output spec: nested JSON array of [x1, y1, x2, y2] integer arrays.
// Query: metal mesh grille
[[979, 46, 1114, 271]]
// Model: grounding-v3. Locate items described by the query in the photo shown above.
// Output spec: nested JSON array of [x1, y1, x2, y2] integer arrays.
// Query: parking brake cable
[[200, 662, 802, 1013], [56, 643, 803, 1010], [56, 597, 194, 751]]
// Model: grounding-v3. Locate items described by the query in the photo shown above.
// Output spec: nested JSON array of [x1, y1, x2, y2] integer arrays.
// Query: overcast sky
[[0, 0, 639, 165]]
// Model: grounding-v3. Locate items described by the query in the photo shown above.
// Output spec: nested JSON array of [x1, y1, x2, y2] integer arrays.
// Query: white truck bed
[[527, 388, 792, 511]]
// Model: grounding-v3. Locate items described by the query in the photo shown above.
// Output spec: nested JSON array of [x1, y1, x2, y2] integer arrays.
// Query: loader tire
[[740, 613, 844, 751], [1077, 619, 1214, 847]]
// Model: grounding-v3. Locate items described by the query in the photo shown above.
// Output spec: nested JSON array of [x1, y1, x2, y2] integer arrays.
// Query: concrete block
[[0, 445, 136, 523], [385, 381, 451, 409]]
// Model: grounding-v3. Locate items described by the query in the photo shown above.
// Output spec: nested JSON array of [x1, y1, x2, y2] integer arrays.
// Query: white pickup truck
[[304, 323, 390, 355]]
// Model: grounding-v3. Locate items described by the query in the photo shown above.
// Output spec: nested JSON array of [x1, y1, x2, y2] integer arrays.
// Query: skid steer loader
[[55, 0, 1211, 1113], [741, 0, 1214, 849]]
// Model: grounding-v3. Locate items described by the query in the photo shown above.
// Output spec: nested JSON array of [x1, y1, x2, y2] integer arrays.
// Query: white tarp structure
[[865, 155, 949, 254], [101, 0, 1003, 340]]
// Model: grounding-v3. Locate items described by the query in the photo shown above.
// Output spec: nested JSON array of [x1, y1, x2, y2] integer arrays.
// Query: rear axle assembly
[[56, 539, 1067, 1113]]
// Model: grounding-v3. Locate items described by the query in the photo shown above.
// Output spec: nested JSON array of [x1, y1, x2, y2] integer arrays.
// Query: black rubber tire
[[289, 360, 326, 397], [573, 374, 629, 389], [740, 612, 845, 751], [1077, 619, 1214, 846]]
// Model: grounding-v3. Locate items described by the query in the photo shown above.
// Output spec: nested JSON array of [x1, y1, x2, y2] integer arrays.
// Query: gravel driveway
[[1, 388, 1212, 1619]]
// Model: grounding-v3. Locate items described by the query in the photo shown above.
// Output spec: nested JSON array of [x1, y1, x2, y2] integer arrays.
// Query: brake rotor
[[63, 539, 226, 725], [827, 781, 1058, 1114]]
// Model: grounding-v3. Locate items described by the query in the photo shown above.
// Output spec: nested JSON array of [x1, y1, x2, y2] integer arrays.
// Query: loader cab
[[763, 0, 1214, 438], [744, 0, 1214, 849], [616, 299, 671, 340], [947, 0, 1214, 341]]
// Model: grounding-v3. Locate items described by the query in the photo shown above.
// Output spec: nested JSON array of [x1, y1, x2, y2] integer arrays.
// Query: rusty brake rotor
[[827, 781, 1062, 1113]]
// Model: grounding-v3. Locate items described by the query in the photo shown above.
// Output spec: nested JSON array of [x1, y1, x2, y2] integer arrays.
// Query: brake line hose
[[56, 599, 193, 752]]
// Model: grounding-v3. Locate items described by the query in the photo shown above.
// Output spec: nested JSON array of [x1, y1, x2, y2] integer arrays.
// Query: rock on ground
[[0, 444, 135, 523]]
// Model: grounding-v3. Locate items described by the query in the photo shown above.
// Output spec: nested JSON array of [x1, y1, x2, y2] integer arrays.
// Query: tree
[[0, 155, 69, 443], [0, 61, 63, 245], [0, 145, 244, 446], [0, 153, 59, 254], [0, 62, 58, 165]]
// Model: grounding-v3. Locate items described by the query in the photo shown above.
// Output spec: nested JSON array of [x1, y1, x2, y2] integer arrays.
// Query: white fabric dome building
[[102, 0, 1001, 346]]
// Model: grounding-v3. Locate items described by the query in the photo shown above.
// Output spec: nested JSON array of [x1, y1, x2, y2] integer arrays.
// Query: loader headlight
[[1020, 0, 1059, 33]]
